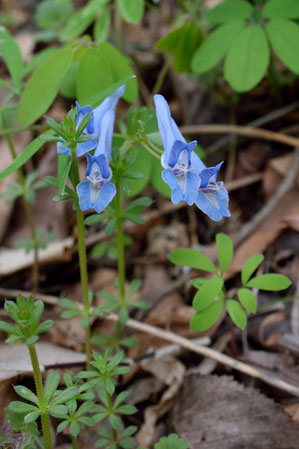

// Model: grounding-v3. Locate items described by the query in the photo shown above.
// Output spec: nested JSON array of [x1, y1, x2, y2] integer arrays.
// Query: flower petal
[[191, 151, 206, 172], [94, 110, 115, 160], [77, 181, 92, 211], [195, 185, 230, 222], [93, 182, 116, 213], [154, 94, 187, 158], [76, 138, 97, 157], [57, 141, 71, 157], [199, 162, 223, 188], [76, 102, 94, 135], [167, 140, 197, 168], [162, 170, 199, 205], [93, 85, 125, 134]]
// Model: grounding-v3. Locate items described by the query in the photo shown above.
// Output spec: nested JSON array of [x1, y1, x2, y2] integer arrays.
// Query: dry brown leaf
[[285, 403, 299, 423], [136, 356, 185, 448], [258, 311, 289, 347], [225, 188, 299, 279], [172, 374, 299, 449], [264, 154, 299, 199]]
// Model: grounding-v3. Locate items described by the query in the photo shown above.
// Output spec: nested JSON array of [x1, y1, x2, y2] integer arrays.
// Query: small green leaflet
[[246, 273, 291, 291], [190, 300, 224, 332], [241, 254, 264, 285], [216, 233, 233, 275], [193, 277, 224, 311], [169, 248, 217, 274], [224, 26, 270, 92], [0, 27, 24, 90], [238, 288, 257, 313], [206, 0, 253, 25], [116, 0, 144, 24], [263, 0, 299, 19], [226, 299, 247, 329]]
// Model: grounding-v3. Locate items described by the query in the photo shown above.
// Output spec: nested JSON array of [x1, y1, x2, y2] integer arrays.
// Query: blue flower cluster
[[59, 87, 230, 221]]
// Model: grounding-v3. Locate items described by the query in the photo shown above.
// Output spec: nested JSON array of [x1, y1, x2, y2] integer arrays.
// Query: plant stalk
[[28, 344, 52, 449], [106, 390, 119, 448], [72, 436, 78, 449], [71, 150, 92, 369]]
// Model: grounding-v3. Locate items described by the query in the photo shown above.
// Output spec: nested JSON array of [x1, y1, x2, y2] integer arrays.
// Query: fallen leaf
[[172, 374, 299, 449]]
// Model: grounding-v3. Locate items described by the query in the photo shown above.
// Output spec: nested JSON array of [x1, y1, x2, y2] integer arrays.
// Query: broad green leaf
[[126, 147, 152, 197], [238, 288, 257, 312], [206, 0, 253, 24], [169, 248, 217, 274], [216, 233, 233, 275], [224, 25, 269, 92], [77, 47, 113, 106], [241, 253, 264, 285], [117, 0, 144, 24], [226, 299, 247, 329], [0, 27, 24, 90], [263, 0, 299, 19], [193, 277, 224, 311], [247, 273, 291, 291], [58, 155, 72, 195], [0, 130, 54, 181], [18, 48, 73, 126], [24, 47, 58, 77], [156, 21, 204, 73], [14, 386, 38, 405], [265, 19, 299, 74], [93, 8, 111, 42], [59, 60, 78, 99], [99, 42, 138, 102], [191, 21, 245, 74], [36, 0, 73, 30], [60, 0, 109, 41], [86, 74, 135, 109], [150, 156, 171, 198], [45, 372, 60, 403], [190, 300, 224, 332]]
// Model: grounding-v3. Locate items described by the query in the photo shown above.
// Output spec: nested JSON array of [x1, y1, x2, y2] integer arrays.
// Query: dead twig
[[106, 313, 299, 397], [180, 124, 299, 149], [233, 148, 299, 248]]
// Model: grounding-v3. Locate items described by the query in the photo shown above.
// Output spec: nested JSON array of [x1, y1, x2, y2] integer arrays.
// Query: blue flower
[[58, 85, 126, 157], [153, 94, 230, 222], [77, 110, 116, 213]]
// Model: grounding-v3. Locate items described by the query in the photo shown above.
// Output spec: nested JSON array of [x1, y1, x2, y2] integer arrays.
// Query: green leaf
[[57, 154, 72, 195], [241, 254, 264, 285], [14, 386, 39, 405], [85, 212, 110, 225], [116, 0, 144, 24], [45, 372, 60, 404], [226, 299, 247, 329], [36, 0, 73, 29], [24, 410, 41, 423], [193, 277, 224, 311], [18, 48, 73, 126], [91, 242, 108, 259], [224, 25, 269, 92], [60, 0, 109, 41], [51, 386, 78, 406], [86, 74, 135, 109], [190, 300, 224, 332], [238, 288, 257, 313], [59, 59, 78, 99], [0, 130, 54, 181], [168, 248, 217, 273], [116, 404, 136, 415], [247, 273, 291, 291], [36, 319, 53, 334], [109, 414, 122, 430], [206, 0, 253, 24], [80, 316, 90, 329], [98, 42, 138, 103], [263, 0, 299, 19], [125, 197, 153, 211], [192, 21, 245, 74], [154, 434, 188, 449], [77, 47, 113, 106], [216, 233, 233, 275], [57, 420, 69, 433], [0, 27, 24, 90], [70, 421, 81, 437], [49, 405, 68, 417], [8, 401, 37, 414], [0, 320, 18, 335], [94, 8, 111, 42], [156, 20, 204, 73], [265, 19, 299, 75]]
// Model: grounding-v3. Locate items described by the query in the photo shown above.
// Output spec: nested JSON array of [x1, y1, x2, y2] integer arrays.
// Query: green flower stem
[[140, 141, 161, 160], [2, 115, 39, 296], [72, 436, 78, 449], [70, 149, 92, 369], [151, 57, 171, 99], [27, 344, 52, 449], [115, 181, 126, 340], [106, 390, 119, 448]]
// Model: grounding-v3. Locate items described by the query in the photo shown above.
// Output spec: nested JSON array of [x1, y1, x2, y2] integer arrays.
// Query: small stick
[[106, 313, 299, 397], [180, 124, 299, 149]]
